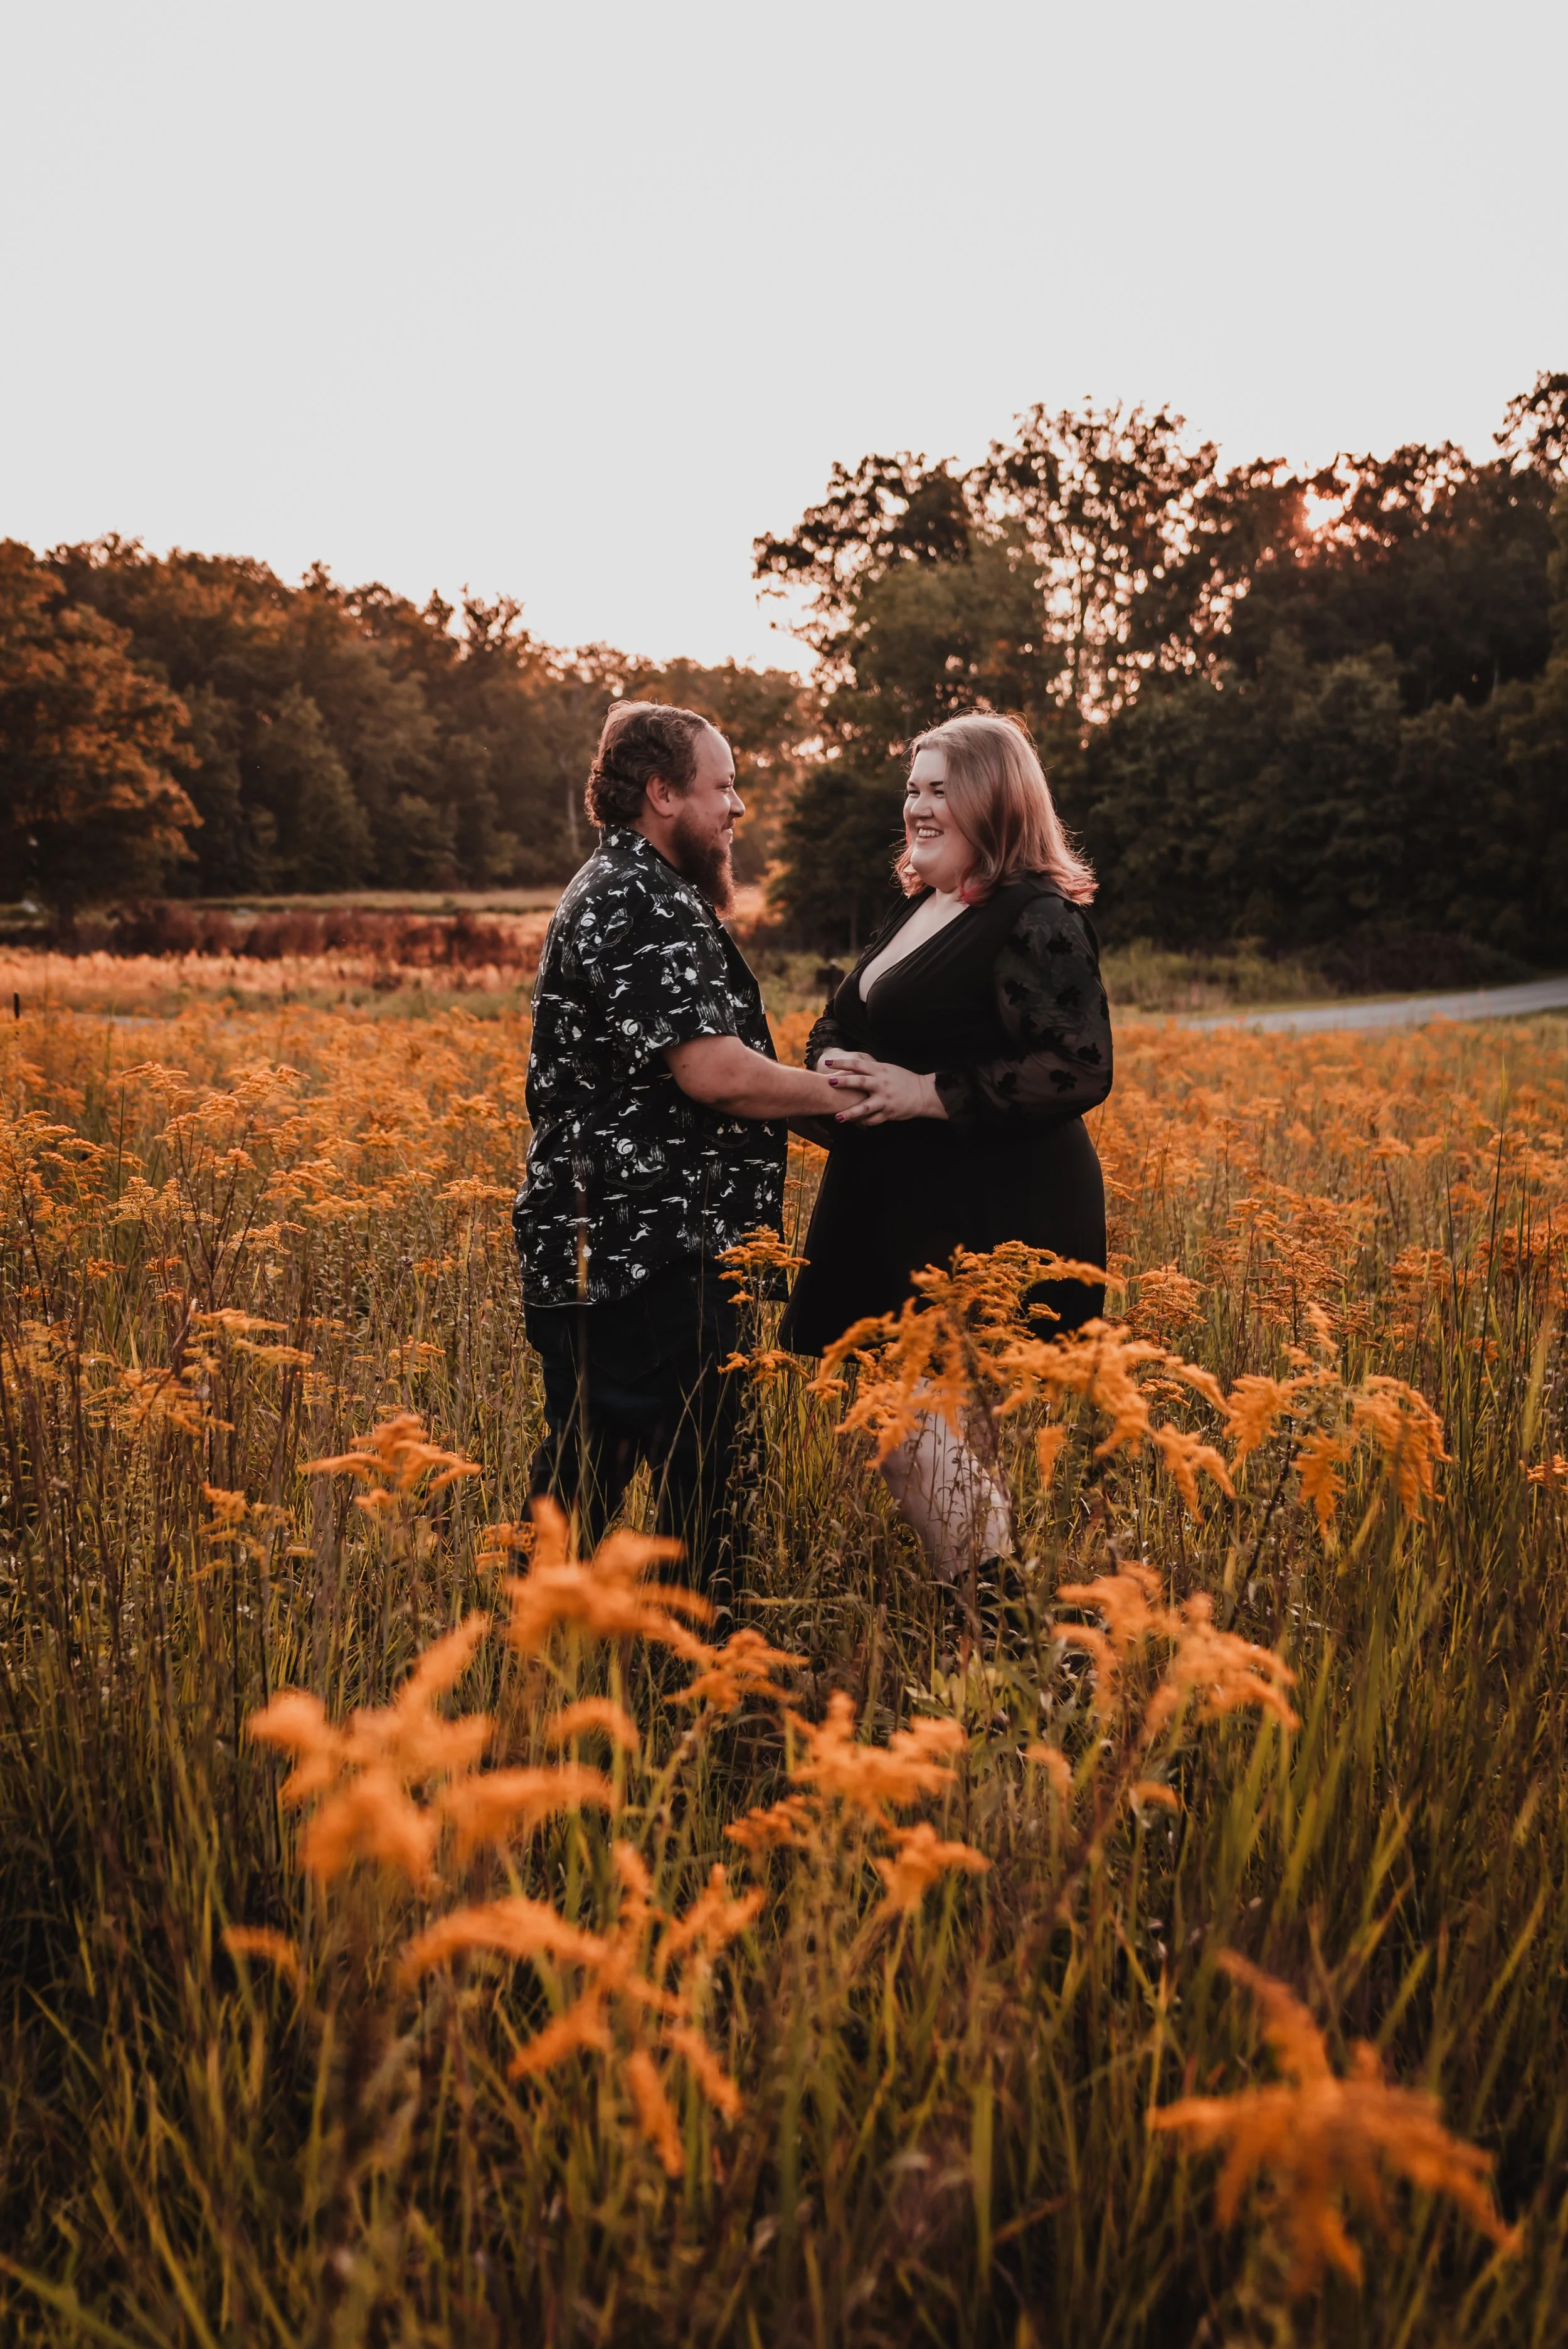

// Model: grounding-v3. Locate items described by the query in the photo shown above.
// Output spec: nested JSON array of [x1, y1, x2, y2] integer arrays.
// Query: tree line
[[760, 371, 1568, 963], [0, 540, 813, 916], [3, 371, 1564, 967]]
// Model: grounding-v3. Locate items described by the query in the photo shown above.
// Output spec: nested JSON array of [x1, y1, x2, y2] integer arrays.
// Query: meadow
[[0, 947, 1564, 2347]]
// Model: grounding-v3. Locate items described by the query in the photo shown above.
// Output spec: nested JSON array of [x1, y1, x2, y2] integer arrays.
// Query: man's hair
[[585, 701, 711, 829]]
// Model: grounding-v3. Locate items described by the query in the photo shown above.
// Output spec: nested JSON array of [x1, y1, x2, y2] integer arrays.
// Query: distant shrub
[[50, 901, 541, 975]]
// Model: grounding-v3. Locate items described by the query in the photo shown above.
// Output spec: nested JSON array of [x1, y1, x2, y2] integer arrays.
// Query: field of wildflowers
[[0, 950, 1564, 2346]]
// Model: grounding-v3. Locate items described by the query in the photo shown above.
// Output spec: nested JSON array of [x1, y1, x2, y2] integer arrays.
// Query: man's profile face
[[667, 727, 743, 910]]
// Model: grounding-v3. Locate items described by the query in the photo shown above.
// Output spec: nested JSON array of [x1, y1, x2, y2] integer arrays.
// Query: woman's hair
[[899, 713, 1096, 904], [585, 701, 711, 829]]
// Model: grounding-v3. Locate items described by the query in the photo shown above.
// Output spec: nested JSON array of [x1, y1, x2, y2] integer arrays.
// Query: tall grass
[[0, 970, 1564, 2346]]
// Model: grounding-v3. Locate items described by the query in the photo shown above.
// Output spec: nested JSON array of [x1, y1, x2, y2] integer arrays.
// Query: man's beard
[[669, 813, 735, 913]]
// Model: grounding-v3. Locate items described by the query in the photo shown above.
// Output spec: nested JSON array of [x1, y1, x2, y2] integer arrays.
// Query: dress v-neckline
[[859, 892, 973, 1003]]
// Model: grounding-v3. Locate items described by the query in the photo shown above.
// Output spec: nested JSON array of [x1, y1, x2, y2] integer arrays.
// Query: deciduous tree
[[0, 540, 197, 916]]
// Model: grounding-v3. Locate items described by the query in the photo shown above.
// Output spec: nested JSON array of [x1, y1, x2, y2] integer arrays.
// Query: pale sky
[[3, 0, 1564, 671]]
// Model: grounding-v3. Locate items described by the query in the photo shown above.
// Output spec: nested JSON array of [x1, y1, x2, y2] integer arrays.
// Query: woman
[[779, 713, 1113, 1583]]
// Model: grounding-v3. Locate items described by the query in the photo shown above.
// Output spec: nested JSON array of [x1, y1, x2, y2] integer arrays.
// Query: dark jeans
[[525, 1254, 743, 1604]]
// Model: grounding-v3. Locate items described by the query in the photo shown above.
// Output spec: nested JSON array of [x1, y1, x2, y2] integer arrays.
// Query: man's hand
[[664, 1034, 865, 1123], [818, 1049, 945, 1126]]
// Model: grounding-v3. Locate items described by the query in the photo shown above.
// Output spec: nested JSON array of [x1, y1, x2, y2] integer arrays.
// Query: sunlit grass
[[0, 962, 1564, 2345]]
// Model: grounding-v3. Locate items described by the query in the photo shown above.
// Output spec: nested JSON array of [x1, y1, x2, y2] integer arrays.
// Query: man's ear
[[644, 773, 684, 820]]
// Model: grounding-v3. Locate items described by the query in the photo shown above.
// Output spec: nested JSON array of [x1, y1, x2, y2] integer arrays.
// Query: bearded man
[[513, 701, 857, 1599]]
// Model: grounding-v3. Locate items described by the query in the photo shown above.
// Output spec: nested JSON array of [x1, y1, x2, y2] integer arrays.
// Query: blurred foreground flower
[[1151, 1953, 1520, 2291], [403, 1842, 761, 2176], [247, 1613, 493, 1884]]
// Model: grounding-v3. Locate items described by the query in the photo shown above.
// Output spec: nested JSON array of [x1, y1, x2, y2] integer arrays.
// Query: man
[[513, 701, 857, 1598]]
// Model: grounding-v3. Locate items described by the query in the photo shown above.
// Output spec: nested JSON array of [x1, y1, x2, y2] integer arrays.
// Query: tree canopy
[[757, 372, 1568, 960], [3, 541, 811, 911], [4, 371, 1564, 967], [0, 542, 197, 918]]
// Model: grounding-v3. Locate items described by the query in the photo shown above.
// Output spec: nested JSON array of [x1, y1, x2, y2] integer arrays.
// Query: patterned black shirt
[[514, 827, 787, 1306]]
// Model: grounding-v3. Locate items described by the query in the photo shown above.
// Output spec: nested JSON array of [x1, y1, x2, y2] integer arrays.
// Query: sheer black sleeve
[[803, 1005, 850, 1071], [933, 895, 1113, 1135]]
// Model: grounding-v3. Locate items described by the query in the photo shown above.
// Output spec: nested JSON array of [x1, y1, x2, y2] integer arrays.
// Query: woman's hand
[[820, 1050, 946, 1126]]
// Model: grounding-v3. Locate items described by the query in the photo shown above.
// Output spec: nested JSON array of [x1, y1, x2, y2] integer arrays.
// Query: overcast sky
[[3, 0, 1564, 669]]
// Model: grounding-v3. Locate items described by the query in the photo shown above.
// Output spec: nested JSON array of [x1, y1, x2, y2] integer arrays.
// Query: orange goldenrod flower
[[1150, 1423, 1236, 1518], [399, 1896, 607, 1984], [246, 1690, 347, 1808], [1222, 1375, 1299, 1473], [302, 1766, 440, 1885], [1351, 1376, 1449, 1514], [1294, 1428, 1352, 1534], [221, 1924, 300, 1983], [675, 1627, 800, 1714], [1035, 1424, 1069, 1490], [201, 1483, 248, 1540], [654, 1865, 765, 1980], [500, 1499, 712, 1658], [440, 1764, 615, 1859], [1151, 1953, 1520, 2291], [665, 2022, 744, 2119], [307, 1409, 480, 1500], [1147, 1596, 1300, 1738], [874, 1821, 990, 1915], [1054, 1568, 1298, 1740], [248, 1612, 491, 1882], [1054, 1565, 1169, 1714], [1023, 1742, 1076, 1810], [546, 1698, 642, 1752], [788, 1691, 965, 1824], [724, 1796, 815, 1852]]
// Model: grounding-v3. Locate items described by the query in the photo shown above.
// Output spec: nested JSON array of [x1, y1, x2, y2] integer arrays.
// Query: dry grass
[[0, 947, 1564, 2346]]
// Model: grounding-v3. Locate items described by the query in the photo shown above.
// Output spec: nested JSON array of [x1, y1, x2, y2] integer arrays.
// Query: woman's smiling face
[[904, 746, 972, 896]]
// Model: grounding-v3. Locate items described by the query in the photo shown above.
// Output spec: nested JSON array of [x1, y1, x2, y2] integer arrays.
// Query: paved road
[[1182, 975, 1568, 1036]]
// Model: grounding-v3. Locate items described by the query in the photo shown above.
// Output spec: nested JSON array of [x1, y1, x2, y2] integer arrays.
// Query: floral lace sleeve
[[803, 1007, 850, 1071], [933, 896, 1113, 1135]]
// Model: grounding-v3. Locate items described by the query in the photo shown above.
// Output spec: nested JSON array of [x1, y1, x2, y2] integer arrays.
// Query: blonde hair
[[899, 713, 1096, 904]]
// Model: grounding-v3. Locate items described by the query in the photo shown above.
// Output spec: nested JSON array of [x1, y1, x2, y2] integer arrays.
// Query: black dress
[[780, 876, 1113, 1355]]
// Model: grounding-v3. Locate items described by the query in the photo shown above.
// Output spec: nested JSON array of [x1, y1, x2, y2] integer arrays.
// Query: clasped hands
[[819, 1049, 945, 1127]]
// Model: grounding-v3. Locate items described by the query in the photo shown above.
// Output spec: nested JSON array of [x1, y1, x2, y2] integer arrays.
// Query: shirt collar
[[598, 826, 724, 924]]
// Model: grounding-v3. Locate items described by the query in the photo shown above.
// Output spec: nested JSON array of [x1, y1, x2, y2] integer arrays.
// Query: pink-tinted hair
[[898, 713, 1097, 904]]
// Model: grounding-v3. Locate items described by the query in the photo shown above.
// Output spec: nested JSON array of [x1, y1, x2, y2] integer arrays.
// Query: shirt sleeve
[[933, 896, 1114, 1135], [585, 874, 739, 1066]]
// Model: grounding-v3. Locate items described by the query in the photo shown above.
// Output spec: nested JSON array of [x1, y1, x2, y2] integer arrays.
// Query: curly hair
[[584, 701, 711, 829]]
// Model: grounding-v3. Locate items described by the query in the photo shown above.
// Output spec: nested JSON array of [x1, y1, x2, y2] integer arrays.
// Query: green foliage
[[1221, 448, 1557, 711], [1083, 563, 1568, 962], [0, 540, 198, 915], [14, 545, 813, 908], [761, 376, 1568, 960], [775, 751, 907, 952]]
